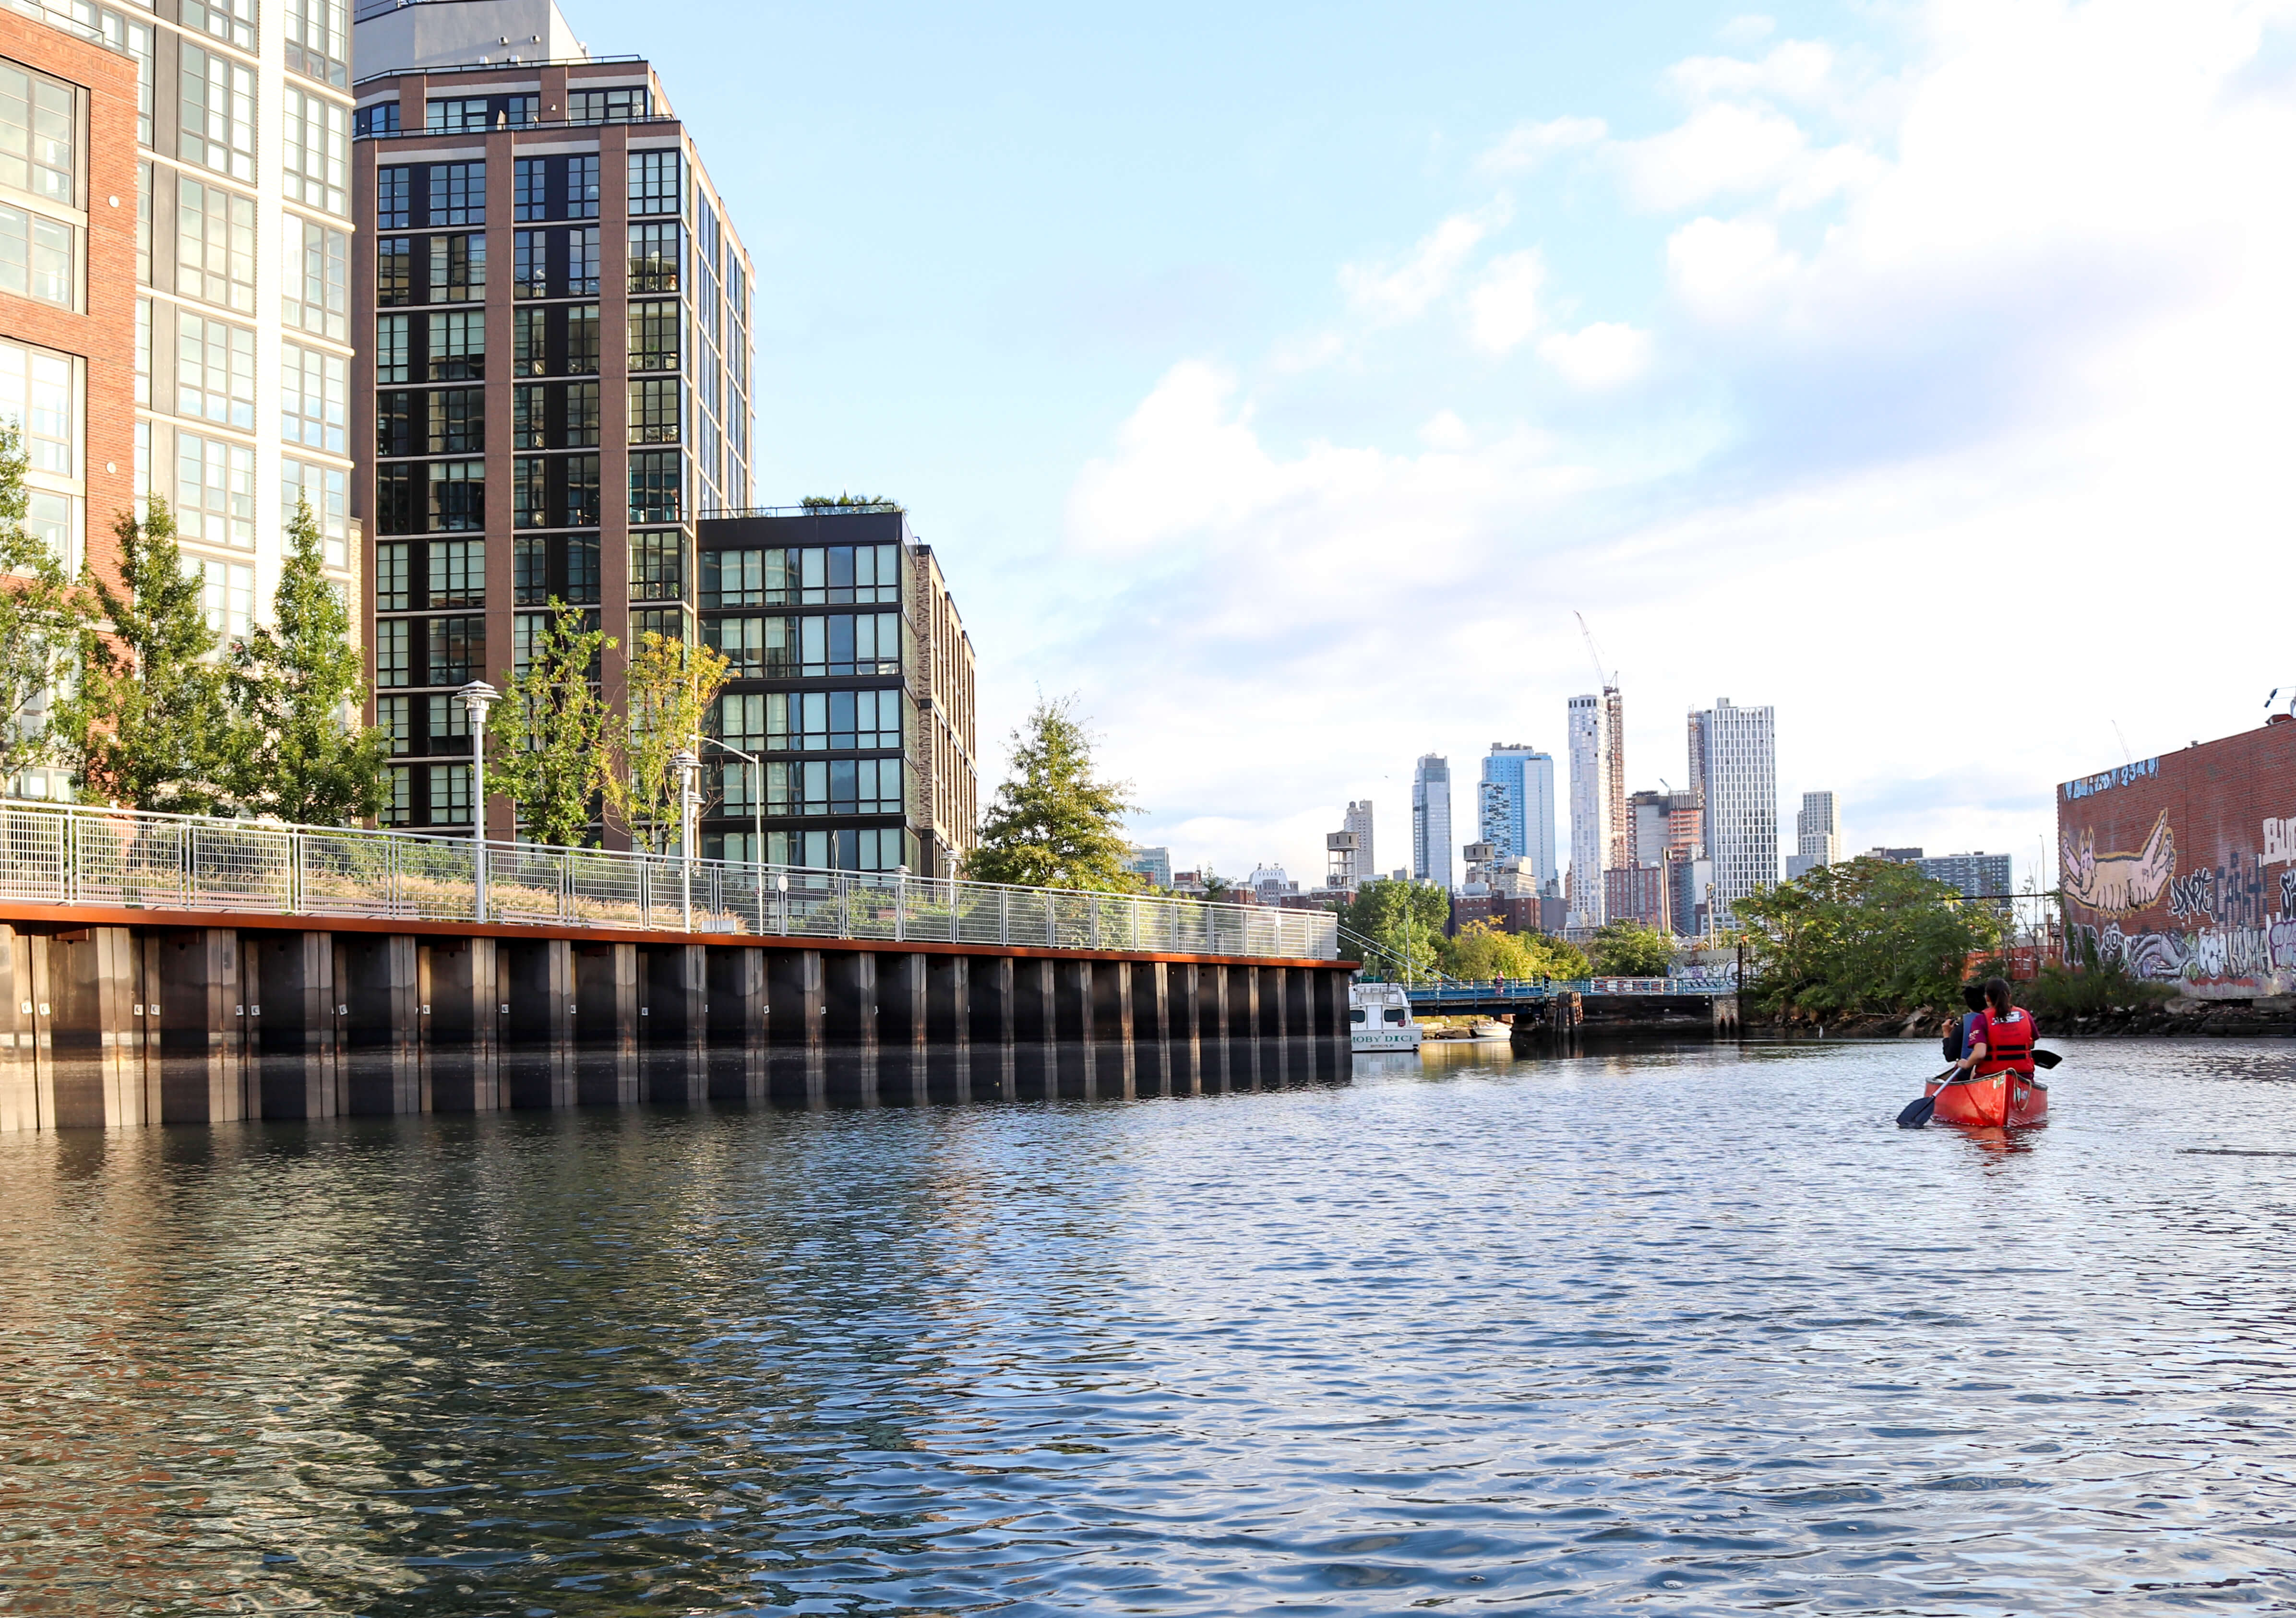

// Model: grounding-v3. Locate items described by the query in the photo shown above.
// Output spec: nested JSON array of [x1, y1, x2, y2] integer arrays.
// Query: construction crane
[[1575, 610, 1616, 693]]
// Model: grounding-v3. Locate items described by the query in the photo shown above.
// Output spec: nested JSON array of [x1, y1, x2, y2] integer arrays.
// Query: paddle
[[1897, 1048, 2062, 1127]]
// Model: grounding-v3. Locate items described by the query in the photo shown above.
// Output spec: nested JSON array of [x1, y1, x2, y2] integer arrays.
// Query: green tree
[[965, 695, 1140, 889], [489, 600, 612, 847], [1442, 919, 1542, 980], [1338, 878, 1450, 982], [604, 629, 729, 852], [59, 499, 240, 814], [1589, 919, 1676, 976], [229, 499, 387, 823], [1540, 933, 1593, 980], [799, 493, 899, 511], [1733, 856, 2003, 1019], [0, 424, 94, 788]]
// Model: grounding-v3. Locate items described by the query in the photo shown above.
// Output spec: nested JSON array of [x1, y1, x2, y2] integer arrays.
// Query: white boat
[[1351, 982, 1423, 1053]]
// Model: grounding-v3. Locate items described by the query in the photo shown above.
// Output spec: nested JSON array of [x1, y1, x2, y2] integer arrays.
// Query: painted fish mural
[[2061, 809, 2175, 916]]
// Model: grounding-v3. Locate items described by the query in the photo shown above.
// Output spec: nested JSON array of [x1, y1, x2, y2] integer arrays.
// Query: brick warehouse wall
[[0, 15, 140, 590], [2055, 718, 2296, 997]]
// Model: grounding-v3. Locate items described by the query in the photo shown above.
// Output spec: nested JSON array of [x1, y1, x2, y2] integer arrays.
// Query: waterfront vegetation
[[965, 696, 1145, 891], [1587, 919, 1675, 976], [1733, 856, 2004, 1019]]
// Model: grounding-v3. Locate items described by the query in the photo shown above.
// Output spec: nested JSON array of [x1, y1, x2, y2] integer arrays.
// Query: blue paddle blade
[[1896, 1094, 1937, 1129]]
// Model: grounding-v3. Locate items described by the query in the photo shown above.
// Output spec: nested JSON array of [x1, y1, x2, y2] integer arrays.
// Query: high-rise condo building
[[0, 0, 360, 803], [1688, 698, 1777, 929], [695, 508, 976, 875], [1566, 694, 1610, 926], [1913, 851, 2012, 916], [352, 0, 754, 841], [1124, 844, 1171, 890], [1602, 686, 1627, 872], [1344, 798, 1374, 880], [1411, 754, 1451, 890], [1785, 790, 1841, 880], [1477, 743, 1555, 889]]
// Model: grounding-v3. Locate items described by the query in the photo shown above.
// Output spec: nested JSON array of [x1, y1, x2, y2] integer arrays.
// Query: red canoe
[[1925, 1070, 2048, 1127]]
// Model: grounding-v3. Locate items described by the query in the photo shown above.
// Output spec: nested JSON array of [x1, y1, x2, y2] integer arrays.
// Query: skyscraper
[[1603, 686, 1628, 872], [1689, 698, 1777, 928], [1786, 790, 1841, 880], [1477, 743, 1555, 888], [353, 0, 754, 841], [1344, 799, 1374, 879], [1411, 755, 1451, 890], [0, 0, 360, 802], [1566, 695, 1610, 926]]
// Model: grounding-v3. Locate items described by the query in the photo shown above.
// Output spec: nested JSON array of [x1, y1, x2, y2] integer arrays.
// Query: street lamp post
[[671, 747, 699, 931], [457, 680, 500, 923], [695, 735, 763, 878]]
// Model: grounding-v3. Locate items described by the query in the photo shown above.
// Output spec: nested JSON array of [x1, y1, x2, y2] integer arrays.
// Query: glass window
[[565, 155, 598, 219], [374, 548, 411, 610], [283, 219, 349, 339], [179, 45, 257, 184], [135, 158, 150, 284], [428, 161, 484, 226], [628, 452, 680, 524], [181, 0, 256, 51], [629, 302, 679, 371], [426, 695, 470, 750], [512, 457, 544, 529], [280, 341, 347, 453], [629, 378, 679, 444], [176, 312, 257, 429], [512, 535, 547, 605], [376, 236, 412, 305], [513, 157, 546, 222], [715, 691, 767, 751], [0, 204, 73, 309], [175, 430, 254, 551], [174, 177, 257, 313], [702, 615, 795, 678], [565, 226, 599, 296], [565, 452, 600, 528], [425, 461, 484, 531], [377, 166, 411, 228], [354, 100, 399, 138], [562, 381, 600, 448], [801, 612, 902, 677], [375, 312, 411, 383], [283, 86, 349, 215], [565, 535, 599, 603], [377, 696, 411, 754], [428, 232, 485, 301], [428, 618, 482, 686], [424, 389, 481, 453], [429, 763, 472, 825], [701, 548, 764, 608], [377, 619, 411, 687], [426, 97, 487, 133], [512, 307, 546, 376], [629, 149, 680, 214], [197, 558, 255, 644], [281, 456, 349, 569], [287, 0, 350, 87], [428, 539, 483, 607], [567, 86, 649, 124], [632, 607, 685, 643], [383, 764, 414, 824], [628, 222, 679, 293], [511, 384, 545, 450], [427, 309, 484, 381], [0, 62, 76, 205], [629, 528, 682, 601], [512, 229, 544, 298], [566, 305, 598, 374]]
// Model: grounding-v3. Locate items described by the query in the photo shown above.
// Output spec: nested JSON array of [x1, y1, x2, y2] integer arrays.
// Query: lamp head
[[456, 679, 500, 720]]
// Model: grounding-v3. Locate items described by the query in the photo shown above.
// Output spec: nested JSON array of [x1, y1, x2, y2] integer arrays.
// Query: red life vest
[[1974, 1007, 2035, 1077]]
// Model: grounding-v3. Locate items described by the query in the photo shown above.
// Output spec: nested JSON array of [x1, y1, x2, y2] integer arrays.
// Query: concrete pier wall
[[0, 921, 1352, 1130]]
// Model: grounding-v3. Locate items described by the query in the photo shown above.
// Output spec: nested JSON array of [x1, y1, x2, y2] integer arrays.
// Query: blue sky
[[582, 0, 2296, 892]]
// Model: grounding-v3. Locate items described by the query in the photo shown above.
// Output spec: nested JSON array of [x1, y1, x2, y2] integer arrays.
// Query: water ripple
[[6, 1038, 2296, 1612]]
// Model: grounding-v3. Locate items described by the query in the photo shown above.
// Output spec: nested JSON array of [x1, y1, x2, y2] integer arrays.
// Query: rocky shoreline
[[1747, 997, 2296, 1040]]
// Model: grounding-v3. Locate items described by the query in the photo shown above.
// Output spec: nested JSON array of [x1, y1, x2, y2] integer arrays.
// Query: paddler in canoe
[[1926, 976, 2047, 1127]]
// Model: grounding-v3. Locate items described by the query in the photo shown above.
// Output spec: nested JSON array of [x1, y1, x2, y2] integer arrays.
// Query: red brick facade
[[0, 14, 140, 585], [2054, 718, 2296, 997]]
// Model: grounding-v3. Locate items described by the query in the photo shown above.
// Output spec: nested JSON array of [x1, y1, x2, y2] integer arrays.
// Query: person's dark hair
[[1962, 984, 1987, 1011], [1984, 976, 2012, 1014]]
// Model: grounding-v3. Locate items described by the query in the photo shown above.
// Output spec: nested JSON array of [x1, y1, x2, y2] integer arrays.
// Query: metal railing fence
[[0, 804, 1336, 961], [1399, 976, 1730, 1004]]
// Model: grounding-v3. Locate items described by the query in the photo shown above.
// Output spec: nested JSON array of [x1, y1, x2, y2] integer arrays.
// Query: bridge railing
[[0, 803, 1336, 961]]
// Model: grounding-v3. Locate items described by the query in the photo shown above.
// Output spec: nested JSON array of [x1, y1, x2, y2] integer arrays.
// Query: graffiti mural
[[2057, 725, 2296, 999]]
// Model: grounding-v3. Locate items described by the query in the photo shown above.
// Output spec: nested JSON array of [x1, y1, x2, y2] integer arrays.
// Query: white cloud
[[1537, 322, 1654, 386], [1029, 0, 2296, 888], [1479, 115, 1608, 174], [1467, 250, 1545, 352], [1339, 202, 1509, 323], [1718, 14, 1776, 48]]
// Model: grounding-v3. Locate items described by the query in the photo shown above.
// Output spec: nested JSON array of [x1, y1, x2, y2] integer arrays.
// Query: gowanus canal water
[[5, 1038, 2296, 1616]]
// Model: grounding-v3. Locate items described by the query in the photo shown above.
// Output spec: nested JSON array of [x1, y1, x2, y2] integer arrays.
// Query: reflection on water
[[6, 1038, 2296, 1613]]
